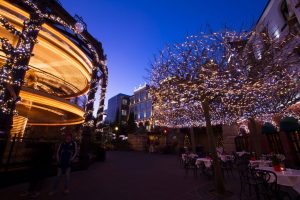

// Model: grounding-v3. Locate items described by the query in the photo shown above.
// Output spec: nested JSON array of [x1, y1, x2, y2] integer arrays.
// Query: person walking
[[49, 132, 78, 195]]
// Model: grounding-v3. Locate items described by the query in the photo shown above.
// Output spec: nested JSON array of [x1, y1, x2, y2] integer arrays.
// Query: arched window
[[234, 135, 250, 152], [280, 0, 289, 22], [262, 122, 284, 154], [280, 117, 300, 163]]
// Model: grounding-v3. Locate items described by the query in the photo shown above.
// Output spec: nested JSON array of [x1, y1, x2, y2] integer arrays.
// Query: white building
[[256, 0, 300, 39], [129, 84, 152, 130]]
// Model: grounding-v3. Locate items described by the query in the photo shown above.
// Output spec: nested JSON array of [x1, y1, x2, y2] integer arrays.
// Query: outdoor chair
[[254, 169, 292, 200], [220, 159, 234, 177], [238, 166, 261, 200], [183, 157, 197, 176], [201, 159, 214, 177]]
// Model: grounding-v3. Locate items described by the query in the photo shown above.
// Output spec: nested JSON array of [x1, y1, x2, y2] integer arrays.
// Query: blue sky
[[60, 0, 268, 110]]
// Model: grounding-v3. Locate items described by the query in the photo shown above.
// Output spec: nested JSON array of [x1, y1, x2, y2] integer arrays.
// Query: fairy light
[[149, 28, 300, 129], [0, 1, 108, 130]]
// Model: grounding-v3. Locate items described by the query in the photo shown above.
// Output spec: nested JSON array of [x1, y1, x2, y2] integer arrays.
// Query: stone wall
[[128, 134, 147, 151]]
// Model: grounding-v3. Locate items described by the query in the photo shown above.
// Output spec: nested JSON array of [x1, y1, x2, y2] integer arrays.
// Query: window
[[147, 101, 152, 110], [136, 93, 140, 102], [280, 0, 289, 22], [141, 91, 145, 101], [287, 131, 300, 162], [134, 105, 138, 113], [146, 111, 151, 118], [266, 133, 284, 154], [121, 110, 127, 116], [122, 99, 127, 105]]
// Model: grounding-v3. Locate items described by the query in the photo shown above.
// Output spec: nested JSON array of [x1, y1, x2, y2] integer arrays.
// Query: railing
[[26, 65, 83, 97], [0, 54, 82, 97]]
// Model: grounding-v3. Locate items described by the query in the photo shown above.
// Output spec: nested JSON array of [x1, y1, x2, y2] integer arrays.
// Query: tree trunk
[[189, 127, 196, 153], [249, 117, 261, 156], [202, 100, 226, 195]]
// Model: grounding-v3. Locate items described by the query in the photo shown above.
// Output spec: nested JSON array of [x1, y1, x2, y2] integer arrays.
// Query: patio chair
[[238, 166, 261, 200], [183, 157, 197, 176], [254, 169, 292, 200], [220, 159, 234, 177]]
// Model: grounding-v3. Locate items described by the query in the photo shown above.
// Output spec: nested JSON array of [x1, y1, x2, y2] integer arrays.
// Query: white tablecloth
[[236, 151, 250, 157], [182, 153, 198, 161], [257, 167, 300, 194], [249, 160, 272, 167], [196, 158, 212, 168]]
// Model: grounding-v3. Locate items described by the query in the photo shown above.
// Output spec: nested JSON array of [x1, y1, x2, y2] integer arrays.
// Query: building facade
[[106, 93, 130, 125], [129, 84, 152, 130], [256, 0, 300, 39], [228, 0, 300, 163]]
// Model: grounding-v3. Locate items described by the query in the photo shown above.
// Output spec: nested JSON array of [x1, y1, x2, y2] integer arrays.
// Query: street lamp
[[115, 126, 119, 131]]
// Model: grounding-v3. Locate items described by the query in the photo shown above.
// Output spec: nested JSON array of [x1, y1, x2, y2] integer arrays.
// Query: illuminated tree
[[224, 27, 300, 154], [149, 31, 249, 194]]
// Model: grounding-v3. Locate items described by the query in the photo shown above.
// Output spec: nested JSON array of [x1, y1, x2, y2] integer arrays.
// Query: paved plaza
[[0, 151, 243, 200]]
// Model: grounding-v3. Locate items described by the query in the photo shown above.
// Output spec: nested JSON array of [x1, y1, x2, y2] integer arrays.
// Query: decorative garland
[[0, 0, 108, 130]]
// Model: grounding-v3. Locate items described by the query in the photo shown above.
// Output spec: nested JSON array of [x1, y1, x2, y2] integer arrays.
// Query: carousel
[[0, 0, 108, 137]]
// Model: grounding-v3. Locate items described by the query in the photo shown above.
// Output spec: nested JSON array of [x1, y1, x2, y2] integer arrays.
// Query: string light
[[0, 0, 108, 130], [149, 29, 300, 128]]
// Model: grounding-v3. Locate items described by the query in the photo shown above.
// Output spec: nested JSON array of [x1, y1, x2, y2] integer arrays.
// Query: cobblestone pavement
[[0, 151, 244, 200]]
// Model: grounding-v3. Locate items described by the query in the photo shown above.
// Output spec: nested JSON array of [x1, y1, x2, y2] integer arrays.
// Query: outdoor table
[[189, 153, 198, 158], [236, 151, 250, 157], [257, 166, 300, 194], [249, 160, 272, 167], [182, 153, 198, 161], [219, 154, 234, 162], [195, 158, 212, 168], [181, 154, 187, 161]]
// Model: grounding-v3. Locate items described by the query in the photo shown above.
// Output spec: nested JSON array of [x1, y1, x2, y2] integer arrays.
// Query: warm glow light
[[19, 88, 84, 117], [0, 1, 94, 95], [0, 0, 107, 128], [19, 102, 65, 116], [28, 120, 84, 126]]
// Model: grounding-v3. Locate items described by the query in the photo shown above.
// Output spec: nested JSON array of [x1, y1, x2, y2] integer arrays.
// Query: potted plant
[[250, 152, 256, 161], [272, 154, 285, 171]]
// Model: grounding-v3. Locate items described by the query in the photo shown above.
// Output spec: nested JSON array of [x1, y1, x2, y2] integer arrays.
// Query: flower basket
[[206, 155, 212, 160], [271, 154, 285, 171]]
